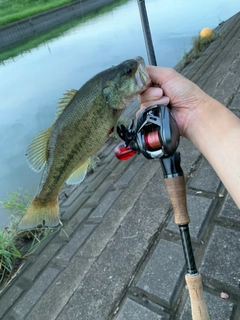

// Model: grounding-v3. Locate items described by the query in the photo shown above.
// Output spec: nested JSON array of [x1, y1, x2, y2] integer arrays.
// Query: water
[[0, 0, 239, 227]]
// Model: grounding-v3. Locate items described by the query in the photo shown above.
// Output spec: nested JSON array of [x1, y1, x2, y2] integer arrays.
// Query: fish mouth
[[134, 57, 151, 94]]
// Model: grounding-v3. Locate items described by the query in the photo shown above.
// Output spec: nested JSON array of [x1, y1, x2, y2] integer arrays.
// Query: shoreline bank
[[0, 0, 122, 51]]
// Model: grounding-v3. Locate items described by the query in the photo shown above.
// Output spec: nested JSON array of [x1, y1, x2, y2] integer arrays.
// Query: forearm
[[187, 96, 240, 208]]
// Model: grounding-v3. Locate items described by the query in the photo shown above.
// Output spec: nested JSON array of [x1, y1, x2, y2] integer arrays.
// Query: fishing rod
[[114, 1, 210, 319]]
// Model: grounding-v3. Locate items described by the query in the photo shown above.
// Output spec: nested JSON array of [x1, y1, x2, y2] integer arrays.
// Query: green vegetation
[[0, 0, 77, 26], [0, 17, 81, 63], [180, 33, 217, 69], [0, 189, 59, 289], [0, 0, 129, 26], [0, 228, 22, 283], [1, 188, 34, 216], [0, 189, 32, 287], [0, 0, 129, 64], [0, 225, 57, 291]]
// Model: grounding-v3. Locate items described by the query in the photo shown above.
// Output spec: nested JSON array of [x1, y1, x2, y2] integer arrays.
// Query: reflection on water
[[0, 0, 130, 64], [0, 0, 239, 227]]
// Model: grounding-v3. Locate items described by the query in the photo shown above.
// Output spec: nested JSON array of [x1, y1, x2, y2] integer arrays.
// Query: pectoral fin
[[26, 127, 52, 172], [66, 160, 89, 185]]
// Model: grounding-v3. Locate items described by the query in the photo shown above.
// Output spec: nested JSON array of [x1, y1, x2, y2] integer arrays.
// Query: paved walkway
[[1, 12, 240, 320]]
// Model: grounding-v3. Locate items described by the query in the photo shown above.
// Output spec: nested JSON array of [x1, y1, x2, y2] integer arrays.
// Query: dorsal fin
[[55, 89, 78, 122], [25, 127, 52, 172], [25, 89, 77, 173], [66, 159, 89, 185]]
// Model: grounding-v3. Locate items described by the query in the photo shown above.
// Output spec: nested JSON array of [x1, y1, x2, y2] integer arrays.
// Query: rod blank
[[137, 0, 157, 66]]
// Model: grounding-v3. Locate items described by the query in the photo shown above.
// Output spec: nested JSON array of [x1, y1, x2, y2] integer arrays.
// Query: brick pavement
[[0, 11, 240, 320]]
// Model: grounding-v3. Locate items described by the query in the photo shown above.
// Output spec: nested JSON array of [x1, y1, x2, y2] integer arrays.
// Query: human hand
[[137, 66, 210, 137]]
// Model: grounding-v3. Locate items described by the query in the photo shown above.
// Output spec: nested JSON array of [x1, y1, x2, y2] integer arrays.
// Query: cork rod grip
[[164, 176, 190, 225], [186, 274, 210, 320]]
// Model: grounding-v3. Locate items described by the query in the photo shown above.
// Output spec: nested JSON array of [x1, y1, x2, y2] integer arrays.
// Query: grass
[[0, 189, 60, 289], [0, 13, 85, 63], [0, 0, 78, 26], [178, 32, 218, 71], [0, 228, 22, 283], [0, 226, 57, 292], [0, 0, 129, 63], [0, 188, 33, 286], [1, 188, 34, 216]]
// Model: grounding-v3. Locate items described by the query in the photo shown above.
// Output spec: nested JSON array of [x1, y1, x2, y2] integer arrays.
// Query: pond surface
[[0, 0, 239, 227]]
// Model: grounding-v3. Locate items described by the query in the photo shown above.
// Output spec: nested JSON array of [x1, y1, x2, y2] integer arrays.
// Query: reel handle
[[114, 144, 136, 161]]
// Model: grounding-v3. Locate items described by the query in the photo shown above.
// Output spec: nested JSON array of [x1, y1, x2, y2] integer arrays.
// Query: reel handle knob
[[114, 143, 136, 161]]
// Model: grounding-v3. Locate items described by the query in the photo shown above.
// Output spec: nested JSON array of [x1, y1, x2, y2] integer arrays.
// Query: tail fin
[[18, 197, 61, 230]]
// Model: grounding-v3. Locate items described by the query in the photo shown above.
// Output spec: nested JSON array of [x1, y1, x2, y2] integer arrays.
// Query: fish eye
[[126, 67, 133, 75]]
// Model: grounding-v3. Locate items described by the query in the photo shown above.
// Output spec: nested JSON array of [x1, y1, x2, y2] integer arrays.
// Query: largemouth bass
[[18, 56, 150, 230]]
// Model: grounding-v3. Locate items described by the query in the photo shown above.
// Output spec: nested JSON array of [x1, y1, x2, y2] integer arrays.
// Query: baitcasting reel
[[115, 105, 180, 161]]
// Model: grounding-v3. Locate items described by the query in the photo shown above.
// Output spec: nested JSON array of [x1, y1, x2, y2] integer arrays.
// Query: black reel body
[[116, 105, 180, 160]]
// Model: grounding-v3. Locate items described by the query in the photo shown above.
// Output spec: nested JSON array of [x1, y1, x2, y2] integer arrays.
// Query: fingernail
[[152, 87, 163, 97]]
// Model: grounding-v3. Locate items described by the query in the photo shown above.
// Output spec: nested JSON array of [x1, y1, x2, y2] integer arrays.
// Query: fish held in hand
[[18, 57, 150, 230]]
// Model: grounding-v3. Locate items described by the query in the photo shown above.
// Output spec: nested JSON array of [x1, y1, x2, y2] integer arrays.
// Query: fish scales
[[18, 57, 151, 230]]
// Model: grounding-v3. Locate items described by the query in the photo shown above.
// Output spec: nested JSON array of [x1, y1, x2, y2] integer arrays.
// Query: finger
[[146, 66, 177, 86], [136, 96, 170, 118], [136, 106, 146, 119], [138, 87, 163, 103], [141, 96, 170, 108], [140, 96, 170, 109]]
